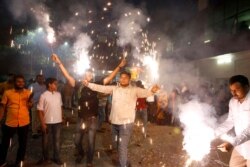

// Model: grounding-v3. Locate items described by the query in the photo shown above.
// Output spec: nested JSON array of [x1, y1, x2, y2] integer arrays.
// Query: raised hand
[[51, 54, 61, 64], [151, 84, 160, 93]]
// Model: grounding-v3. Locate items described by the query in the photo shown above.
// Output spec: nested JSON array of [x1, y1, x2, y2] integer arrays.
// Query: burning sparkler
[[179, 100, 217, 166]]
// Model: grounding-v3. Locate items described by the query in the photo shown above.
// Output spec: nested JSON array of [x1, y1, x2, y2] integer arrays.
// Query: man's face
[[49, 81, 58, 91], [119, 74, 130, 87], [14, 78, 25, 90], [229, 82, 248, 101], [84, 71, 93, 82], [37, 76, 44, 84]]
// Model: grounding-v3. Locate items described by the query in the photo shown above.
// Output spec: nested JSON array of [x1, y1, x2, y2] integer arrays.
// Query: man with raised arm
[[83, 71, 159, 167], [51, 54, 126, 167]]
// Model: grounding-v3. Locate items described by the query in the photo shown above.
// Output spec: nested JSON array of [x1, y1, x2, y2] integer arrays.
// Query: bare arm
[[38, 110, 47, 132], [0, 104, 6, 122], [103, 58, 126, 85], [51, 54, 76, 87]]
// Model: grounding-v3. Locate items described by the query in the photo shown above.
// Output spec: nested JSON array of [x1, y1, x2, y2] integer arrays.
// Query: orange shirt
[[1, 89, 31, 127]]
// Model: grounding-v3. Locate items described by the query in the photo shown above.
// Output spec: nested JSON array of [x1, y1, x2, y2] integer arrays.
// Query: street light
[[37, 27, 43, 32]]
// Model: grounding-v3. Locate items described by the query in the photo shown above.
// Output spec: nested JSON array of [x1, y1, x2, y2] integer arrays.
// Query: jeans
[[42, 123, 62, 161], [0, 124, 29, 165], [112, 123, 133, 167], [136, 109, 148, 135], [31, 105, 40, 135], [74, 117, 97, 164], [98, 106, 106, 130], [229, 149, 250, 167]]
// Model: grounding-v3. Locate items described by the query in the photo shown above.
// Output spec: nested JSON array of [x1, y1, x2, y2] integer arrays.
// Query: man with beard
[[215, 75, 250, 167], [0, 75, 32, 167]]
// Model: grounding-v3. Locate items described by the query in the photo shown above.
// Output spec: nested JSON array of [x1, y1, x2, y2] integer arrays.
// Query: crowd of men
[[0, 53, 250, 167]]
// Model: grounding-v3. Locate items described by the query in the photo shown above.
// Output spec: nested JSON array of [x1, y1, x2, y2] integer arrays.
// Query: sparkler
[[179, 100, 217, 166]]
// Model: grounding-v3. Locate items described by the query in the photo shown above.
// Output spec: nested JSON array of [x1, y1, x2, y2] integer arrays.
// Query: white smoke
[[58, 3, 88, 38], [7, 0, 56, 43], [72, 33, 93, 75], [179, 100, 218, 164], [113, 1, 148, 54]]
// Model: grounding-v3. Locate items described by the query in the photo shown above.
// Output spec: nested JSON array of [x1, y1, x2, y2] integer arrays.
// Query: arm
[[103, 58, 126, 85], [0, 104, 6, 122], [0, 91, 8, 122], [38, 110, 47, 133], [51, 54, 76, 87], [231, 126, 250, 146], [136, 85, 160, 98], [37, 95, 47, 132], [86, 83, 114, 94], [215, 106, 234, 137]]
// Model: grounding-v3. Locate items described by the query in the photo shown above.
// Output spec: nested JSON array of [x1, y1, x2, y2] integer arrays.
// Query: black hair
[[120, 71, 131, 79], [36, 74, 44, 79], [45, 78, 57, 89], [14, 74, 25, 82], [229, 75, 249, 87]]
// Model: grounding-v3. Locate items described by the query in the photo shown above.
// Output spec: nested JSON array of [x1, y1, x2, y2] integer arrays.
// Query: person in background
[[29, 74, 46, 138], [0, 73, 14, 101], [135, 80, 148, 137], [63, 81, 74, 109]]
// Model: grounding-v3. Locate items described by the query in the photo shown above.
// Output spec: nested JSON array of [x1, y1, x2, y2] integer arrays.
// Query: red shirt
[[136, 98, 147, 110]]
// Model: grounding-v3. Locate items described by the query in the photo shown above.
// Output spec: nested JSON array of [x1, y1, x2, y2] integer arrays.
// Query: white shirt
[[37, 90, 63, 124], [215, 90, 250, 159], [88, 83, 153, 125], [29, 82, 46, 103], [146, 95, 155, 102]]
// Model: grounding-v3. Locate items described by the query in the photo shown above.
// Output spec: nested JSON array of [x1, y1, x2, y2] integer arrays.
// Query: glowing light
[[217, 54, 232, 65], [40, 69, 43, 75], [143, 56, 159, 81], [137, 11, 141, 15], [47, 31, 55, 44], [103, 7, 107, 11], [81, 123, 86, 129], [88, 20, 92, 24], [75, 12, 79, 16], [64, 42, 68, 46], [204, 39, 211, 43], [147, 17, 151, 22], [107, 24, 111, 28], [179, 100, 217, 163], [37, 27, 43, 32], [74, 51, 90, 75], [107, 2, 112, 6], [97, 152, 100, 158], [30, 86, 33, 93]]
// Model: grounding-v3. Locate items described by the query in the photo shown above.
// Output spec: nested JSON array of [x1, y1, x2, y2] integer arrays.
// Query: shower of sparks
[[74, 51, 90, 75]]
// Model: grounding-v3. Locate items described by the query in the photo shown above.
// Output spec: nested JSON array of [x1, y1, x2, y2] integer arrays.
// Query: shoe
[[87, 163, 93, 167], [53, 159, 63, 165], [75, 151, 84, 164], [0, 162, 7, 167], [75, 155, 83, 164], [32, 133, 39, 139]]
